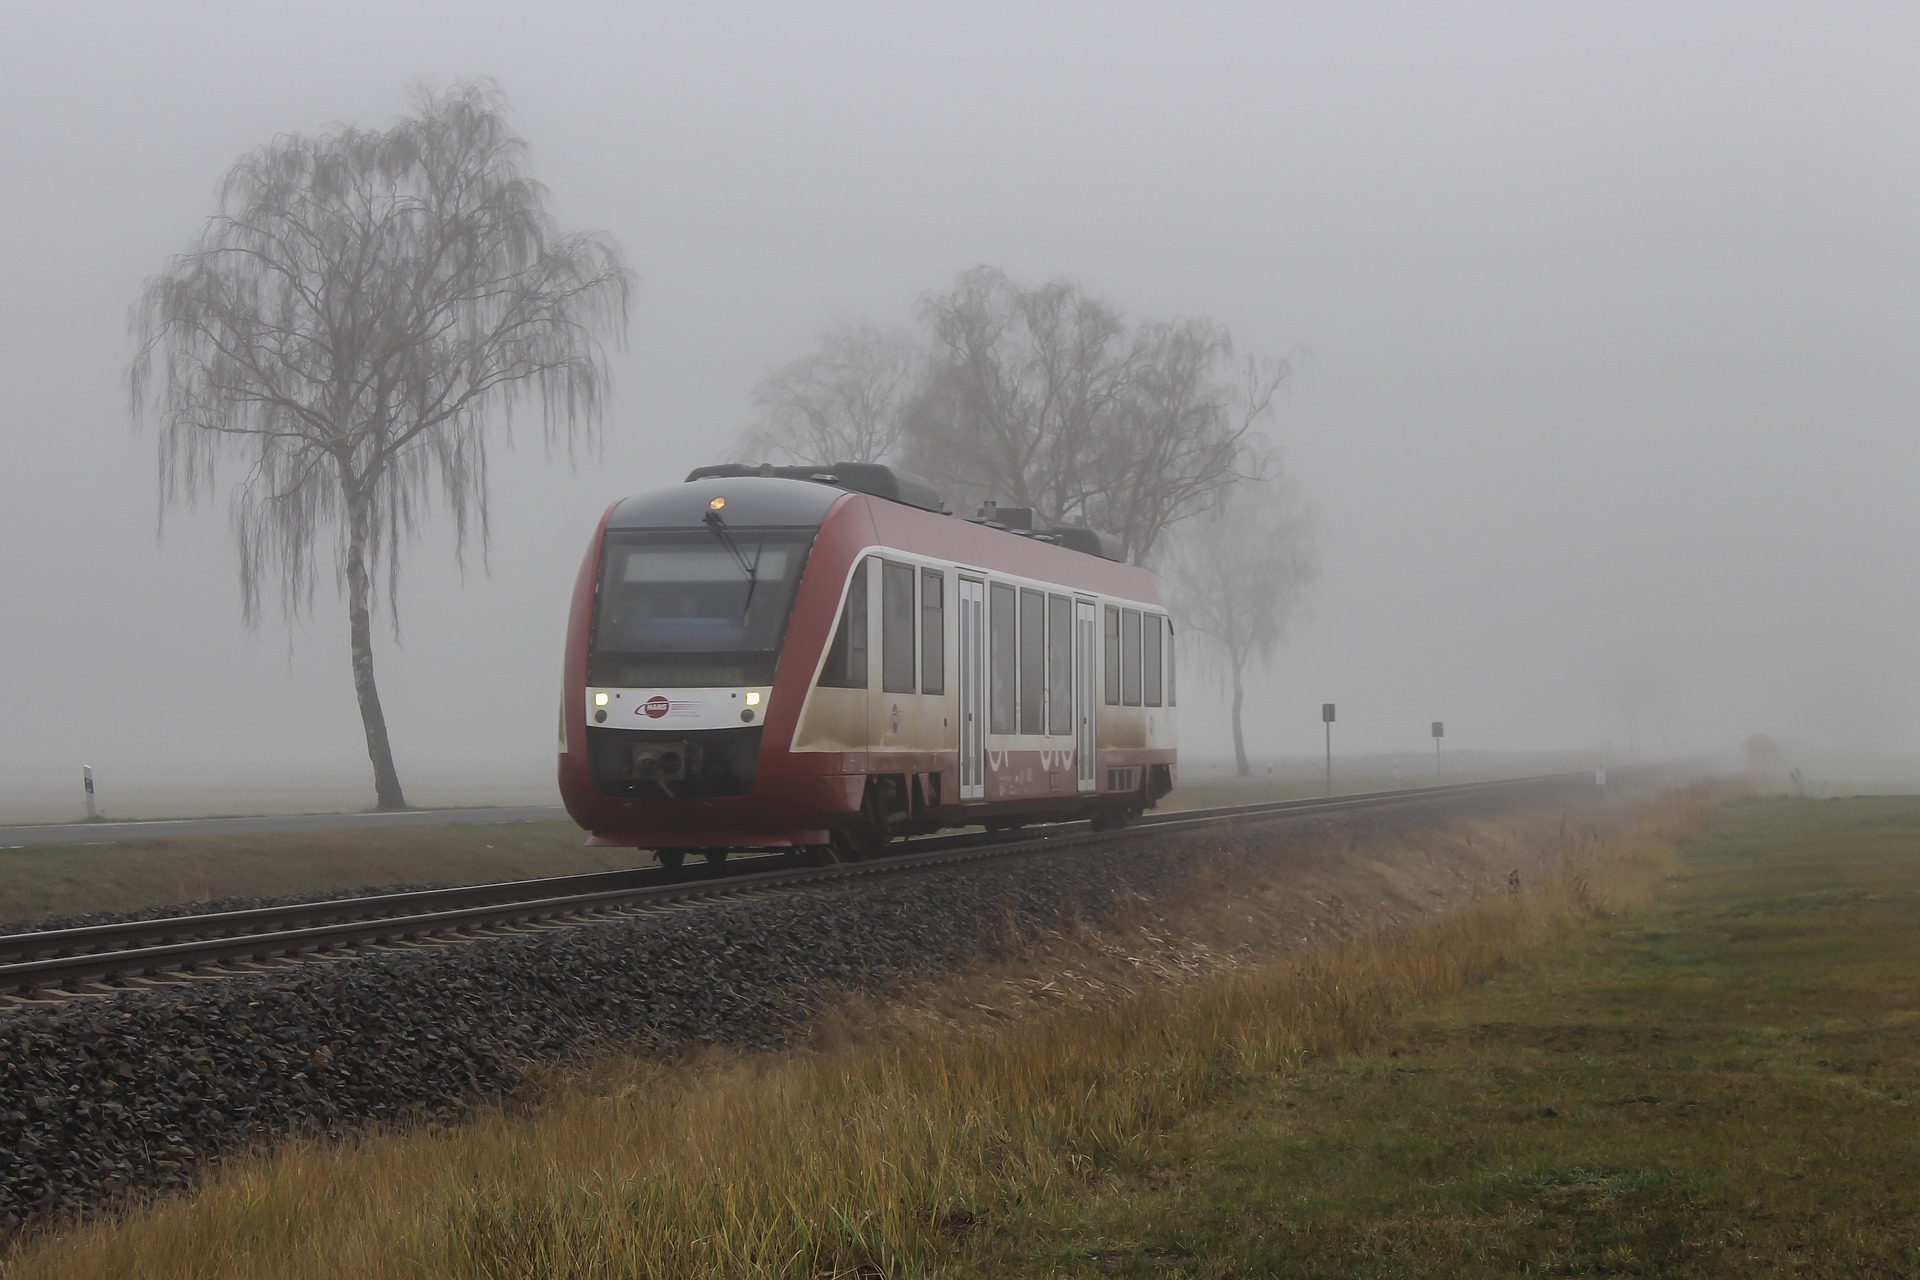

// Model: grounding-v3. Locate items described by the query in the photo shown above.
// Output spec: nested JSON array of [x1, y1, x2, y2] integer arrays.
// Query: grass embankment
[[4, 789, 1696, 1277], [972, 794, 1920, 1276], [0, 824, 629, 925], [1, 768, 1527, 924]]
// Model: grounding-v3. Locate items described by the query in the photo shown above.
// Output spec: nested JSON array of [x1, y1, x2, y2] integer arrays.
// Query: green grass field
[[962, 795, 1920, 1277], [0, 823, 633, 926]]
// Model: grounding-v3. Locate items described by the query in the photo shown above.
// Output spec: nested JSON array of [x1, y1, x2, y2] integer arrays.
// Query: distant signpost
[[1322, 703, 1336, 796], [1432, 721, 1444, 783]]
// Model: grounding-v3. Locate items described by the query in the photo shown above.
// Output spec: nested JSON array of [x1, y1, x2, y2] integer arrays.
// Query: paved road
[[0, 806, 572, 848]]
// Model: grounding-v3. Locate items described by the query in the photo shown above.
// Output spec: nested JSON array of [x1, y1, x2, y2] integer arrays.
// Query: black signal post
[[1322, 703, 1336, 796]]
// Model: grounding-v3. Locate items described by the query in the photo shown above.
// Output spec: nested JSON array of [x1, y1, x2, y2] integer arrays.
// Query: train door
[[1075, 598, 1098, 792], [957, 576, 986, 800]]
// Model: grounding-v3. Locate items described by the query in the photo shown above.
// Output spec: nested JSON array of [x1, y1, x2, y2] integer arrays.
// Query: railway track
[[0, 771, 1611, 1003]]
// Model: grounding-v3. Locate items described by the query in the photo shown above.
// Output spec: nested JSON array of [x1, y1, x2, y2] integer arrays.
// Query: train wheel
[[701, 849, 729, 867], [656, 848, 688, 870]]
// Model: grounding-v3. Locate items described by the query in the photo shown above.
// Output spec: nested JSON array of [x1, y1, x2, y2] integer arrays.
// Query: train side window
[[1122, 608, 1142, 706], [990, 582, 1016, 733], [1047, 593, 1073, 734], [1103, 605, 1121, 706], [1167, 618, 1177, 707], [1144, 613, 1164, 706], [1019, 588, 1045, 734], [819, 559, 869, 688], [1144, 614, 1159, 706], [920, 568, 945, 695], [881, 560, 915, 694]]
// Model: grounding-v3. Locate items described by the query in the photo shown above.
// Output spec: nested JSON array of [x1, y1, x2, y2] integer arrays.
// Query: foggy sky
[[3, 2, 1916, 813]]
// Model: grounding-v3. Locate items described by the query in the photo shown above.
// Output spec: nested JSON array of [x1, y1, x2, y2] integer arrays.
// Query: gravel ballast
[[0, 782, 1623, 1236]]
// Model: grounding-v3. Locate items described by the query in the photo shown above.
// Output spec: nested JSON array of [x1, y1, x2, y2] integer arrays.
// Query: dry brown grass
[[3, 788, 1709, 1279]]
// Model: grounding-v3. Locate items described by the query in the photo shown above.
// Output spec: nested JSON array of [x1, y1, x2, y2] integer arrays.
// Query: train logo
[[640, 695, 671, 719]]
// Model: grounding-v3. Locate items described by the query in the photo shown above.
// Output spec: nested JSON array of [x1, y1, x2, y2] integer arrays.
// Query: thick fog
[[2, 2, 1916, 818]]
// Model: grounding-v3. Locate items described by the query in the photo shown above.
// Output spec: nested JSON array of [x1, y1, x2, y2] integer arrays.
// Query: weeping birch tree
[[129, 82, 634, 809], [1161, 477, 1318, 776]]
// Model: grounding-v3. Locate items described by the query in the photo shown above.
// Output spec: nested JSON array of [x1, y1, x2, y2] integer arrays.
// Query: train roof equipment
[[685, 461, 948, 514], [681, 462, 1126, 562]]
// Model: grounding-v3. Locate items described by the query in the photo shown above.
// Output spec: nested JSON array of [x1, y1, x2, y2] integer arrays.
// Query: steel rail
[[0, 773, 1560, 965], [0, 826, 1037, 966], [1, 769, 1626, 997], [0, 864, 701, 964]]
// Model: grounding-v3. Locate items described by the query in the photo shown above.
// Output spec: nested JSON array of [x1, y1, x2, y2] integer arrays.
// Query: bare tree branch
[[901, 267, 1283, 562], [738, 318, 920, 465]]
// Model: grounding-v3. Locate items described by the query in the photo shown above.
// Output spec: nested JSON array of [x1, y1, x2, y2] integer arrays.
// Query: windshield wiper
[[702, 510, 762, 618]]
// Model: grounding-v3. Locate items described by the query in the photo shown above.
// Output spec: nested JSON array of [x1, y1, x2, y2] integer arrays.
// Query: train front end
[[557, 475, 854, 852]]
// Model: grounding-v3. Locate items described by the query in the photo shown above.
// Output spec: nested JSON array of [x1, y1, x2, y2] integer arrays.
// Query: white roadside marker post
[[83, 765, 97, 821]]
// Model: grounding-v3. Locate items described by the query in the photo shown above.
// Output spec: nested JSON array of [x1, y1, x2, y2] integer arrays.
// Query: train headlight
[[593, 692, 609, 707], [744, 691, 761, 706]]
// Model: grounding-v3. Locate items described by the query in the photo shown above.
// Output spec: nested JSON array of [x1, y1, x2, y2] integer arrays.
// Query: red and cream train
[[557, 463, 1176, 865]]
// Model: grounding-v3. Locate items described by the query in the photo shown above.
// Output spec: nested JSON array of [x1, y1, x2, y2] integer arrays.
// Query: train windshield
[[589, 529, 813, 687]]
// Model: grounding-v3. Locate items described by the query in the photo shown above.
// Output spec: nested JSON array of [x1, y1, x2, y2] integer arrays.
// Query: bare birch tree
[[1161, 477, 1318, 776], [904, 266, 1285, 562], [738, 318, 918, 464], [129, 82, 634, 809], [905, 266, 1132, 524], [1086, 326, 1288, 563]]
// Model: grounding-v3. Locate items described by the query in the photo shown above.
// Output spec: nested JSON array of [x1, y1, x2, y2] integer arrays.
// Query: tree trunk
[[1230, 667, 1250, 778], [344, 492, 408, 810]]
